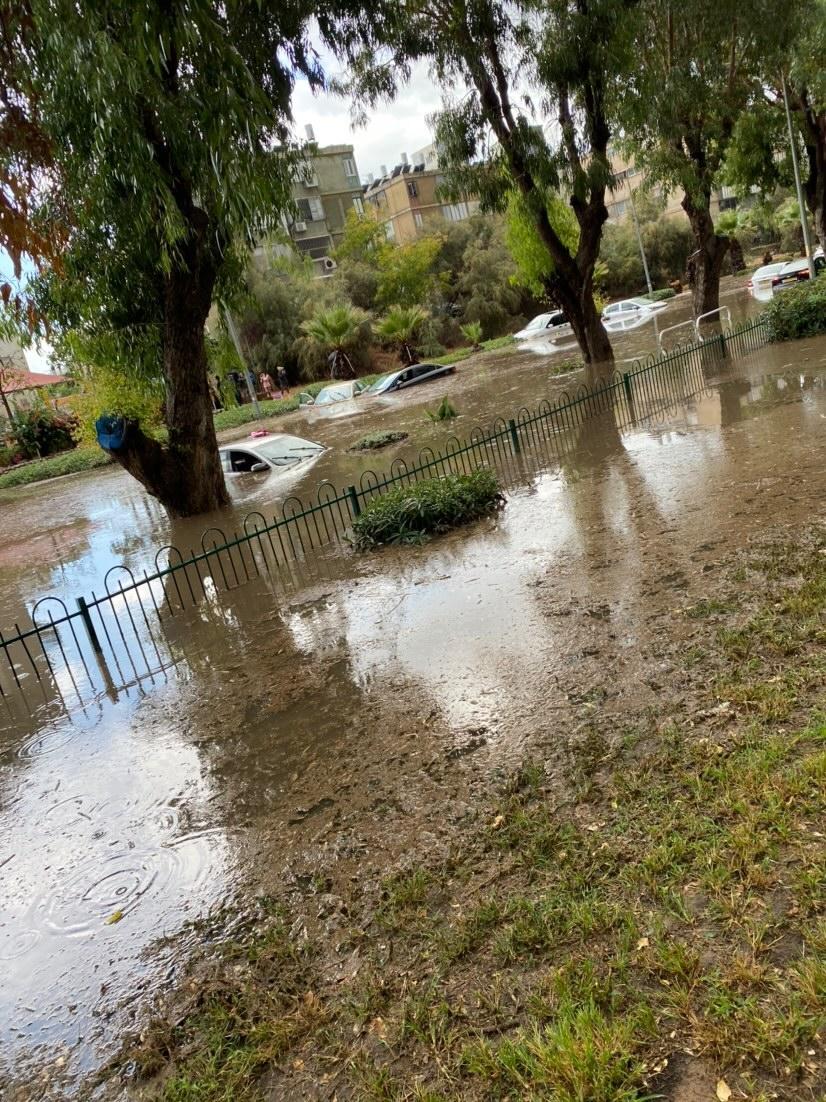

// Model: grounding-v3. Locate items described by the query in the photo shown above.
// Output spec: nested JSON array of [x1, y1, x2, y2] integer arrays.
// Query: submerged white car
[[748, 262, 786, 301], [218, 433, 325, 475], [601, 296, 668, 322], [299, 380, 366, 407], [514, 311, 571, 340]]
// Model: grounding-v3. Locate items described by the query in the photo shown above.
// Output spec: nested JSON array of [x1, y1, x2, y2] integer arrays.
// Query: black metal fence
[[0, 316, 769, 711]]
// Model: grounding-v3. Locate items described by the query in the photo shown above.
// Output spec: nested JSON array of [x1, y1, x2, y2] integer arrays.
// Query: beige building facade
[[286, 135, 367, 271], [364, 154, 478, 244], [606, 149, 738, 224]]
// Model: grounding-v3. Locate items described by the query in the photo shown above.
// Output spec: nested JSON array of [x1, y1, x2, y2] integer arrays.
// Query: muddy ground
[[2, 345, 825, 1100]]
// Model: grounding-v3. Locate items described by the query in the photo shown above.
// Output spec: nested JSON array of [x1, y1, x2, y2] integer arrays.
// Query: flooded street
[[2, 290, 826, 1097]]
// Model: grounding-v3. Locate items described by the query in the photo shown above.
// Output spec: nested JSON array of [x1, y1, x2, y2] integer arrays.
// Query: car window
[[527, 314, 549, 330], [227, 450, 258, 473], [604, 304, 619, 316]]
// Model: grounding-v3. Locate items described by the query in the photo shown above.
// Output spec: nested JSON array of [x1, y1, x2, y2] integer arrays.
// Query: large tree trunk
[[105, 244, 229, 518], [682, 193, 730, 318], [552, 274, 615, 382], [800, 103, 826, 247]]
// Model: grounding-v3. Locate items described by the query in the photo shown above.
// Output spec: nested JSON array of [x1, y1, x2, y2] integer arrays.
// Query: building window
[[442, 201, 469, 222], [296, 198, 312, 222], [719, 196, 738, 211], [352, 196, 365, 215], [406, 180, 418, 198], [413, 211, 424, 229], [609, 199, 629, 219], [384, 220, 396, 241], [342, 157, 358, 178]]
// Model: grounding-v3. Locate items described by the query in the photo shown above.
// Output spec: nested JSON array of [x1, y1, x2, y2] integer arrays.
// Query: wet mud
[[2, 316, 826, 1095]]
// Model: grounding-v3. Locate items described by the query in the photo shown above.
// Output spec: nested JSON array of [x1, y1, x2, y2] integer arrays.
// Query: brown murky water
[[2, 289, 826, 1096]]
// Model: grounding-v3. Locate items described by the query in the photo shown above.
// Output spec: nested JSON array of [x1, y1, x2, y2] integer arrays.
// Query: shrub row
[[0, 447, 112, 490], [763, 277, 826, 341], [352, 469, 504, 548]]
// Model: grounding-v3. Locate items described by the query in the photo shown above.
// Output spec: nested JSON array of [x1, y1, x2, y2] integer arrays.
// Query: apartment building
[[606, 149, 738, 223], [364, 150, 478, 244], [286, 129, 367, 272]]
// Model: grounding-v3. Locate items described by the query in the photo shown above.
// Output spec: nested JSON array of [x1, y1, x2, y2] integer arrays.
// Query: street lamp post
[[781, 71, 816, 279]]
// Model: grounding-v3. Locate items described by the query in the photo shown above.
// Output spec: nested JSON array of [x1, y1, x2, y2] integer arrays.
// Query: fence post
[[76, 596, 102, 654], [507, 418, 521, 455], [622, 372, 633, 407], [346, 485, 362, 518]]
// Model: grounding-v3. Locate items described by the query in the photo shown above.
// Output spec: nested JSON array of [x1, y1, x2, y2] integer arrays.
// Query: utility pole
[[223, 308, 262, 419], [629, 186, 654, 295], [781, 71, 816, 278]]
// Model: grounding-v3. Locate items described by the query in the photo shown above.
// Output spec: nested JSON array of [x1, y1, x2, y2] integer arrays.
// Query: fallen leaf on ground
[[716, 1079, 732, 1101], [636, 936, 650, 951], [105, 910, 124, 925], [491, 814, 505, 829]]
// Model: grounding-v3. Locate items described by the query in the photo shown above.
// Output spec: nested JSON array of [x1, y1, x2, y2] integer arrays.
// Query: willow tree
[[621, 0, 801, 318], [5, 0, 351, 516], [349, 0, 637, 376]]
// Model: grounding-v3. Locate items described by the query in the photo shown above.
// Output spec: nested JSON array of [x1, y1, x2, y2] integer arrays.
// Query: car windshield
[[525, 314, 551, 330], [629, 297, 653, 308], [314, 383, 354, 405], [367, 373, 399, 394], [252, 436, 322, 466]]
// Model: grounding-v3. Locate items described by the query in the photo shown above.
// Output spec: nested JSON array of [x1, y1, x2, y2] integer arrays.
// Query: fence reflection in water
[[0, 316, 769, 712]]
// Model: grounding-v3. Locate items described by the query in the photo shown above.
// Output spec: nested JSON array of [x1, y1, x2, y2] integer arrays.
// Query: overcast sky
[[291, 60, 445, 179]]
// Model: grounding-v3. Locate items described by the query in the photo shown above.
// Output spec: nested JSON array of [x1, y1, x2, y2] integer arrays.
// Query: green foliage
[[505, 192, 578, 296], [10, 405, 77, 459], [599, 215, 694, 298], [459, 321, 483, 348], [376, 306, 428, 362], [376, 237, 443, 309], [301, 304, 372, 359], [450, 216, 526, 335], [348, 430, 409, 452], [763, 277, 826, 341], [352, 469, 504, 548], [642, 288, 676, 302], [0, 446, 111, 489], [425, 396, 458, 421], [60, 329, 167, 444], [432, 335, 515, 365]]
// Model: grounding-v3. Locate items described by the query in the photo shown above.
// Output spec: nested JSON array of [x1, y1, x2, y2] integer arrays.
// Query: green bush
[[349, 430, 409, 451], [426, 396, 458, 421], [0, 446, 111, 489], [642, 287, 677, 302], [352, 469, 504, 548], [10, 405, 78, 458], [763, 277, 826, 341]]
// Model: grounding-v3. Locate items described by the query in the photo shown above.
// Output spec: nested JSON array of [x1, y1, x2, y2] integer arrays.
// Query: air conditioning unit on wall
[[293, 220, 307, 233], [323, 257, 337, 271]]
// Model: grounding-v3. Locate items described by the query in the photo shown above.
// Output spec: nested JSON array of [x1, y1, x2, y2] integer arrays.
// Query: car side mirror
[[251, 462, 269, 472]]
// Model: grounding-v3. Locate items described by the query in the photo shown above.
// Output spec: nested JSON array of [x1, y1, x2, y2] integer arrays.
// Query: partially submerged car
[[299, 380, 367, 407], [218, 433, 325, 475], [366, 362, 455, 395], [513, 311, 571, 341], [748, 261, 786, 301], [601, 296, 668, 322]]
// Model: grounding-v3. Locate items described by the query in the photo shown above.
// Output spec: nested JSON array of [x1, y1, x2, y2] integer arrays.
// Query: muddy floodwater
[[3, 290, 826, 1096]]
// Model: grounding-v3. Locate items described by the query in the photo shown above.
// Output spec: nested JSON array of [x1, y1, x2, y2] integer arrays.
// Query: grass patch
[[642, 287, 676, 302], [0, 446, 112, 489], [349, 430, 409, 452], [762, 275, 826, 341], [352, 469, 504, 549], [549, 355, 585, 376], [431, 334, 515, 366]]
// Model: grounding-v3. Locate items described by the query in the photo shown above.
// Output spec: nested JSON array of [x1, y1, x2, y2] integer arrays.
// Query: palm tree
[[459, 321, 483, 351], [376, 305, 427, 365], [301, 305, 369, 379]]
